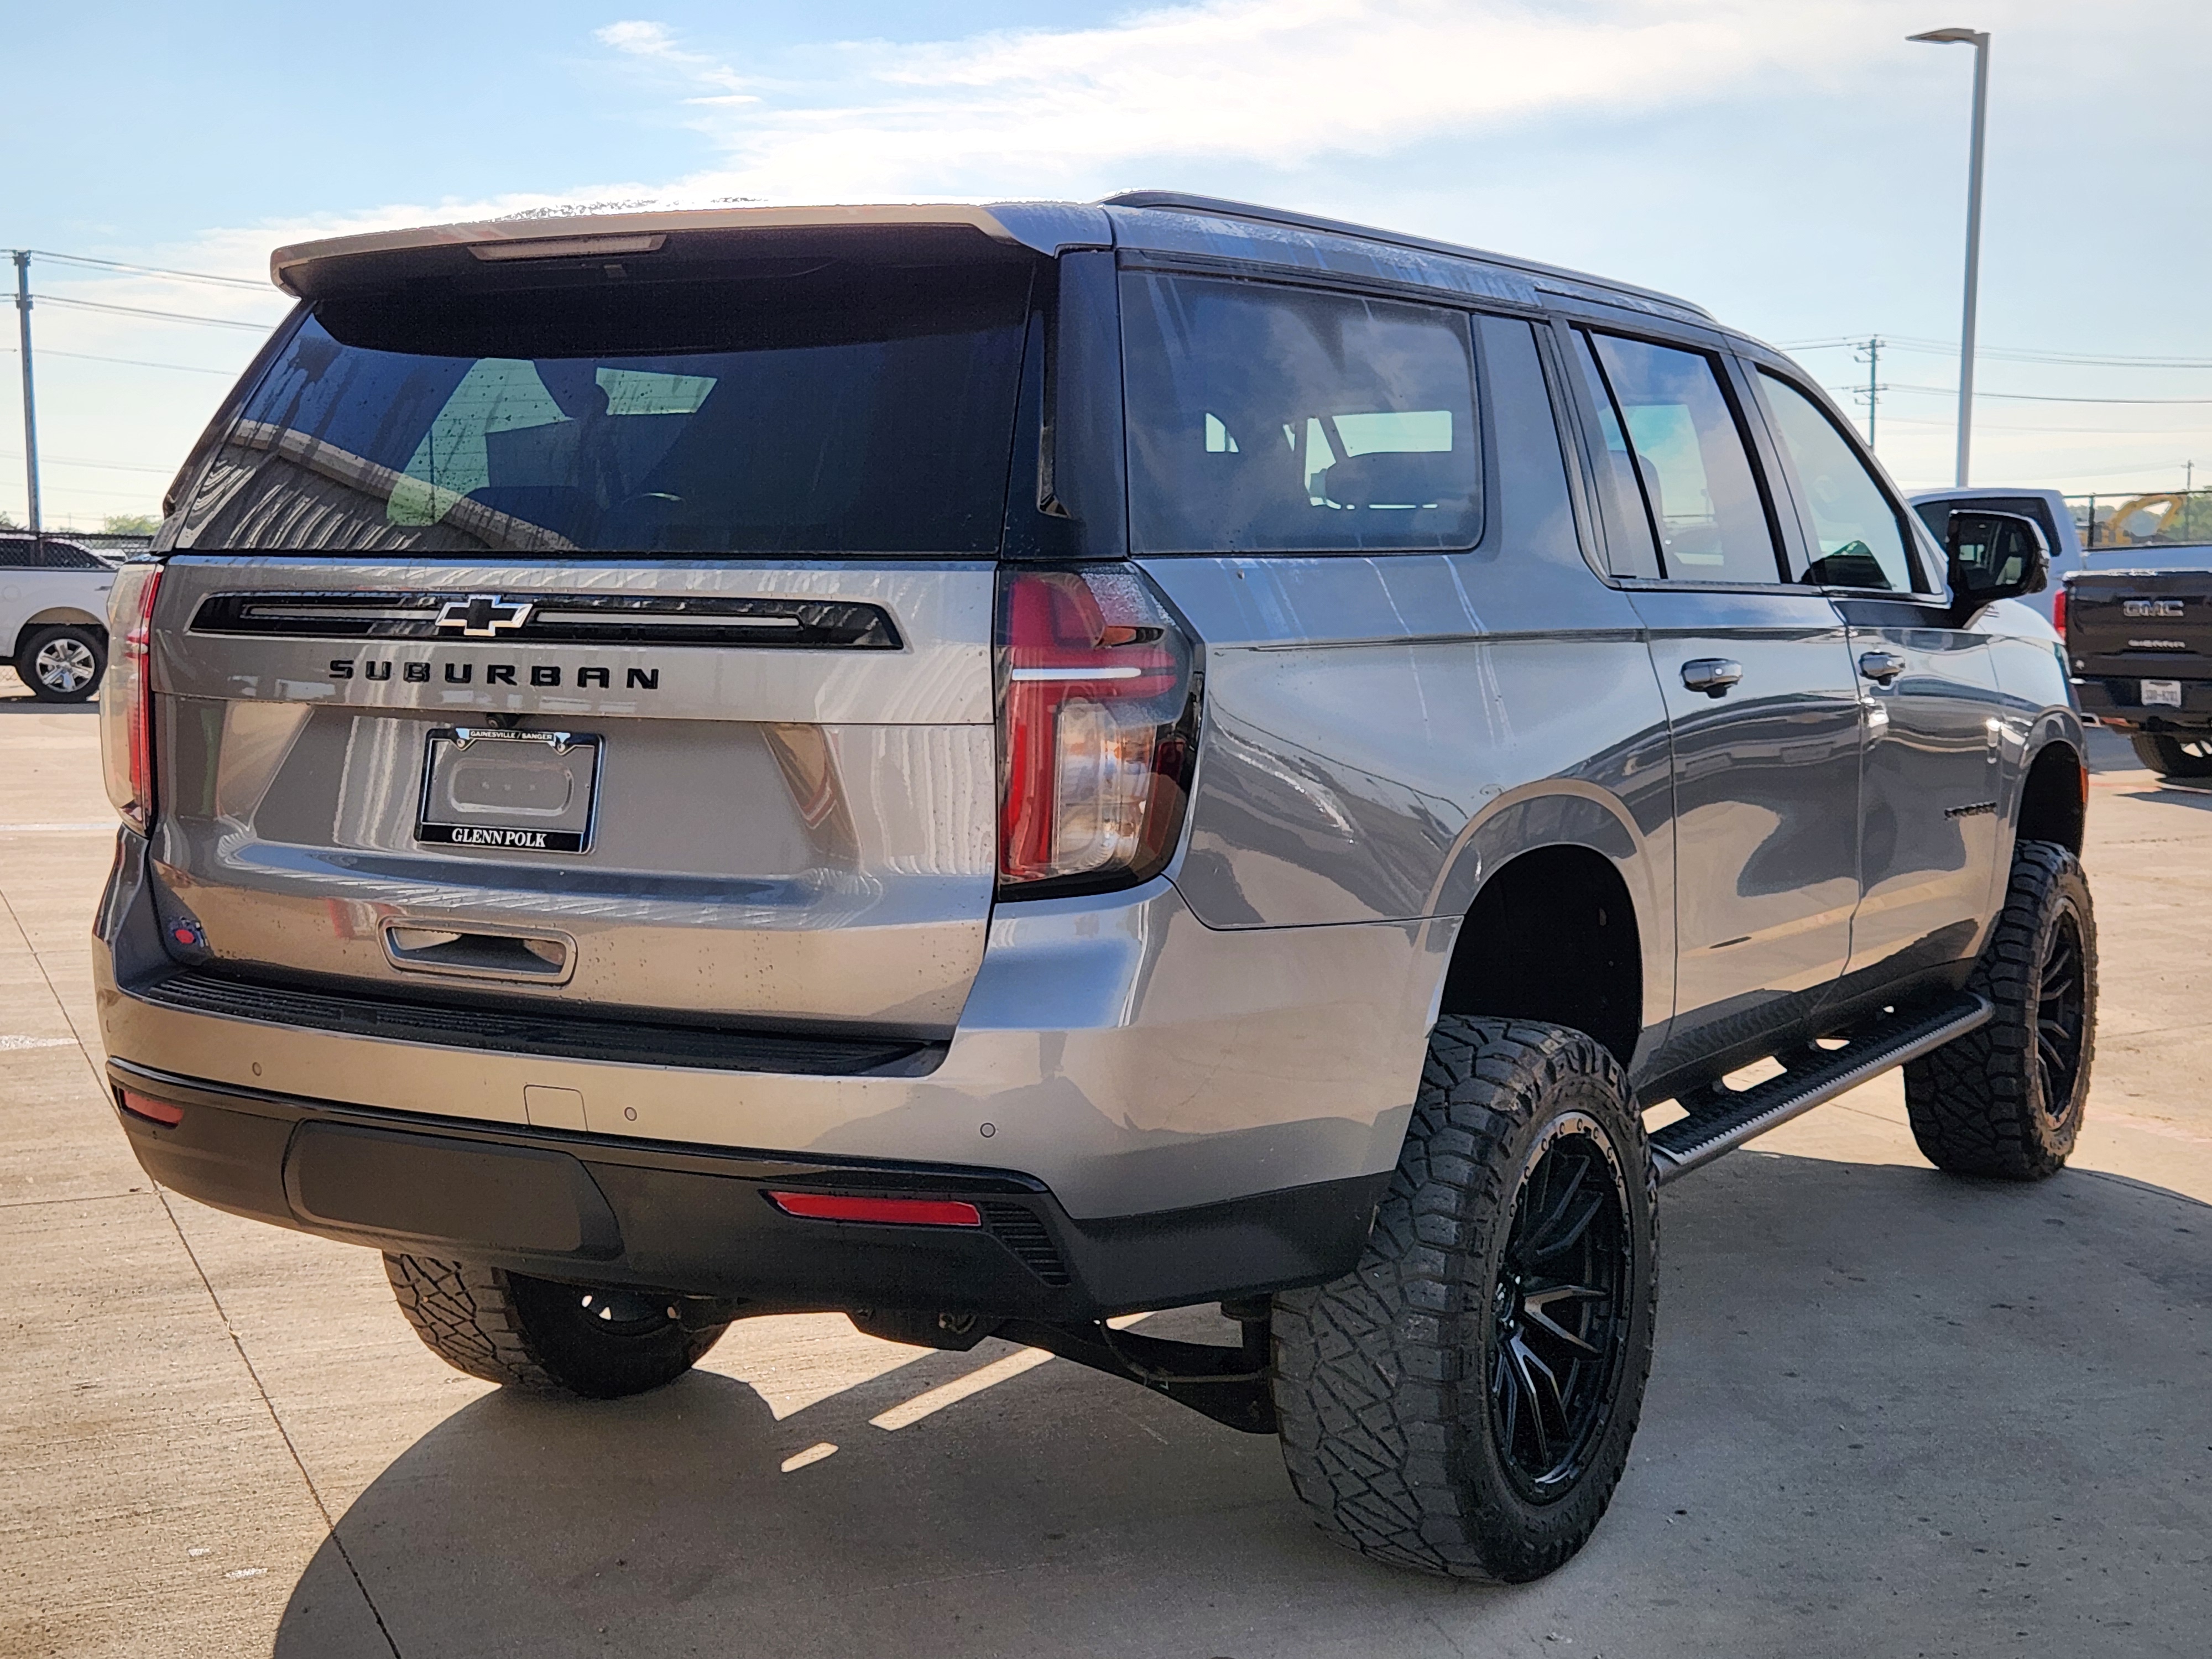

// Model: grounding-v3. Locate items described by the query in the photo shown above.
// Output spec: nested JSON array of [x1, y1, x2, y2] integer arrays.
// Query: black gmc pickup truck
[[2065, 567, 2212, 775]]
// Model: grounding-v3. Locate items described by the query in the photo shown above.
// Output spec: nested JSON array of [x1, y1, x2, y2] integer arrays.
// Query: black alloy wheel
[[2033, 909, 2088, 1129], [1490, 1114, 1634, 1500], [1271, 1019, 1657, 1582]]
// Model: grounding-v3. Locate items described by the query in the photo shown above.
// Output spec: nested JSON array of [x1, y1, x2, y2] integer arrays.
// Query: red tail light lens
[[996, 565, 1199, 895], [2051, 586, 2068, 639], [117, 1088, 184, 1127], [100, 564, 163, 833], [766, 1192, 983, 1228]]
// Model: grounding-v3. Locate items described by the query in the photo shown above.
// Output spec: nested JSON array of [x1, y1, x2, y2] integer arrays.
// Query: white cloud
[[603, 0, 1923, 201], [597, 17, 761, 106]]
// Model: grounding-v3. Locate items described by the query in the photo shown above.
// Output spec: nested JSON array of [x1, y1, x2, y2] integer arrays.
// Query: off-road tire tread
[[1902, 840, 2096, 1180], [383, 1253, 723, 1397], [1271, 1018, 1657, 1582]]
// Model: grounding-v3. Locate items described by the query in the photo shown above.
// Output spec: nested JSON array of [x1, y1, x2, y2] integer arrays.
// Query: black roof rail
[[1098, 190, 1711, 321]]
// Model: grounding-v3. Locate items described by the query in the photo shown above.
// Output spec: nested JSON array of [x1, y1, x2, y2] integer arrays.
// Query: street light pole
[[1910, 27, 1991, 488], [11, 251, 38, 534]]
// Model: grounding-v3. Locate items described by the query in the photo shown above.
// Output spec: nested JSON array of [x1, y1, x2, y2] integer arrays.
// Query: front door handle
[[1681, 658, 1743, 696], [1858, 650, 1907, 685]]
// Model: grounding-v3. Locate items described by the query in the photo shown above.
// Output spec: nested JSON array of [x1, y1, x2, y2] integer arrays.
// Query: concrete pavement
[[3, 675, 2206, 1657]]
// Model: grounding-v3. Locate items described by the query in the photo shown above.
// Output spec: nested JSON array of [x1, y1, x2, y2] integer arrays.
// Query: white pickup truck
[[1, 534, 118, 701], [1910, 486, 2212, 625]]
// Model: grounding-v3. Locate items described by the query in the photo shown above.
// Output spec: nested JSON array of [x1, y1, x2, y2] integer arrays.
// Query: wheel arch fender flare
[[1421, 782, 1672, 1057]]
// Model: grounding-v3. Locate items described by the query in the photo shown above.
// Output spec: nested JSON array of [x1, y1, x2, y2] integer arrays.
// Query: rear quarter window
[[1120, 274, 1483, 555]]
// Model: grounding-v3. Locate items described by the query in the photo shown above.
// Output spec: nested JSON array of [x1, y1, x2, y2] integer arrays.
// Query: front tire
[[2128, 732, 2212, 778], [1903, 841, 2096, 1180], [19, 625, 104, 702], [1272, 1019, 1658, 1582], [384, 1254, 729, 1399]]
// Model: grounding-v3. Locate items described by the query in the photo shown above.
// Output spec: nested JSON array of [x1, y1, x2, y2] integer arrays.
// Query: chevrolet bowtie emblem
[[434, 594, 535, 638]]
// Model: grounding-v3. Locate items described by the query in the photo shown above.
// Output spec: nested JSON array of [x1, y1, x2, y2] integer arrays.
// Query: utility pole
[[11, 251, 38, 535], [1910, 27, 1991, 488], [1853, 337, 1888, 451]]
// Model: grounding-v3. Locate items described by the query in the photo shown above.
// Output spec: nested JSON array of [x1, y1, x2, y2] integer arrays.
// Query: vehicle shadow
[[276, 1151, 2212, 1659], [0, 696, 97, 714]]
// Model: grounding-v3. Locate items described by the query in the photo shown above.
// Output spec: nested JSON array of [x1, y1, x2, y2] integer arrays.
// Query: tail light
[[996, 565, 1199, 896], [100, 563, 163, 833], [2051, 586, 2068, 639]]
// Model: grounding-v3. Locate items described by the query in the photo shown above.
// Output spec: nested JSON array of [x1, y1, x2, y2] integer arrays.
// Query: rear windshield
[[175, 263, 1032, 557]]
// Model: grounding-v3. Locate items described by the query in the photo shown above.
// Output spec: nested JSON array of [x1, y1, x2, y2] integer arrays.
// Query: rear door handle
[[1681, 658, 1743, 696], [1858, 650, 1907, 685]]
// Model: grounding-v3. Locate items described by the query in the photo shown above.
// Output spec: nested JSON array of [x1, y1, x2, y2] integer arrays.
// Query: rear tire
[[384, 1254, 729, 1399], [1902, 841, 2096, 1180], [18, 625, 103, 702], [1271, 1018, 1657, 1582], [2128, 732, 2212, 778]]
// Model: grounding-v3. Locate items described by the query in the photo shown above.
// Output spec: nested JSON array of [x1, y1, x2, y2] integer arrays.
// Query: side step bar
[[1650, 993, 1994, 1185]]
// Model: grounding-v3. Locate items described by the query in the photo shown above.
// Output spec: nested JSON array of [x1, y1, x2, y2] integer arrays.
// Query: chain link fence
[[2064, 488, 2212, 551]]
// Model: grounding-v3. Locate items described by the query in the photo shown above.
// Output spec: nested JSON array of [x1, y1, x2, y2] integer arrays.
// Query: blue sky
[[8, 0, 2211, 527]]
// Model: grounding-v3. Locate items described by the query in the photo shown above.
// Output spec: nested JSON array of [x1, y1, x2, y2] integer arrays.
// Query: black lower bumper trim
[[130, 967, 943, 1077], [106, 1061, 1387, 1321]]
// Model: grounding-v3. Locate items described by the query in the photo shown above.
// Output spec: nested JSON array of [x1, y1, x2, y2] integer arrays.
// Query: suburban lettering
[[326, 658, 656, 692]]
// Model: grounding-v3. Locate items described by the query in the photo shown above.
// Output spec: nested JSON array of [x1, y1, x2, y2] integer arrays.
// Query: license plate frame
[[2141, 679, 2184, 709], [416, 727, 603, 854]]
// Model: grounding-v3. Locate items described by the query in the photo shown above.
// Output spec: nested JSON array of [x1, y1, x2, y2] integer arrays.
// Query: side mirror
[[1945, 510, 2049, 625]]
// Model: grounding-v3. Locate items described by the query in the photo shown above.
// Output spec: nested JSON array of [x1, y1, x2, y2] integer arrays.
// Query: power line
[[1849, 381, 2212, 406], [1785, 335, 2212, 369], [0, 342, 236, 375], [28, 249, 268, 291], [0, 451, 175, 474], [30, 293, 276, 331]]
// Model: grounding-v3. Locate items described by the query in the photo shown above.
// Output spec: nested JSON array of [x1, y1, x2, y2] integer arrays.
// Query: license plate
[[417, 727, 602, 854], [2141, 679, 2184, 708]]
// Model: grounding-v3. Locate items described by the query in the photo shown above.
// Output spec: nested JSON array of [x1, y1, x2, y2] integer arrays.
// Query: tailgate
[[147, 556, 997, 1033], [2067, 571, 2212, 681]]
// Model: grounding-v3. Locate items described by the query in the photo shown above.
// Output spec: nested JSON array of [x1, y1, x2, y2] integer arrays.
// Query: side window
[[1121, 274, 1482, 554], [1583, 332, 1782, 584], [1759, 372, 1922, 592], [1565, 331, 1662, 579]]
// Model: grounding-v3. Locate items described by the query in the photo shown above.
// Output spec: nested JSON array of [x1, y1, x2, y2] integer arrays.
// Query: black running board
[[1650, 993, 1994, 1185]]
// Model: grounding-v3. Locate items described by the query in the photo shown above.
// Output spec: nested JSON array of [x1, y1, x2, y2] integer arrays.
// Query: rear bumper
[[106, 1060, 1386, 1319], [2074, 675, 2212, 731], [97, 827, 1431, 1219]]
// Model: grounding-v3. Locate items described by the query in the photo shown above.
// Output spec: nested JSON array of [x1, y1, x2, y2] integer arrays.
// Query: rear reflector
[[766, 1191, 983, 1228], [118, 1088, 184, 1127]]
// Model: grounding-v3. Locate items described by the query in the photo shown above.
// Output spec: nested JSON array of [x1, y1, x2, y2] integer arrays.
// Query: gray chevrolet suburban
[[95, 195, 2096, 1582]]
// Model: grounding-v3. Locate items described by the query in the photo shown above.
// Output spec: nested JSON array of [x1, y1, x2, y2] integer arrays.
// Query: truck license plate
[[2141, 679, 2184, 708], [417, 728, 602, 853]]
